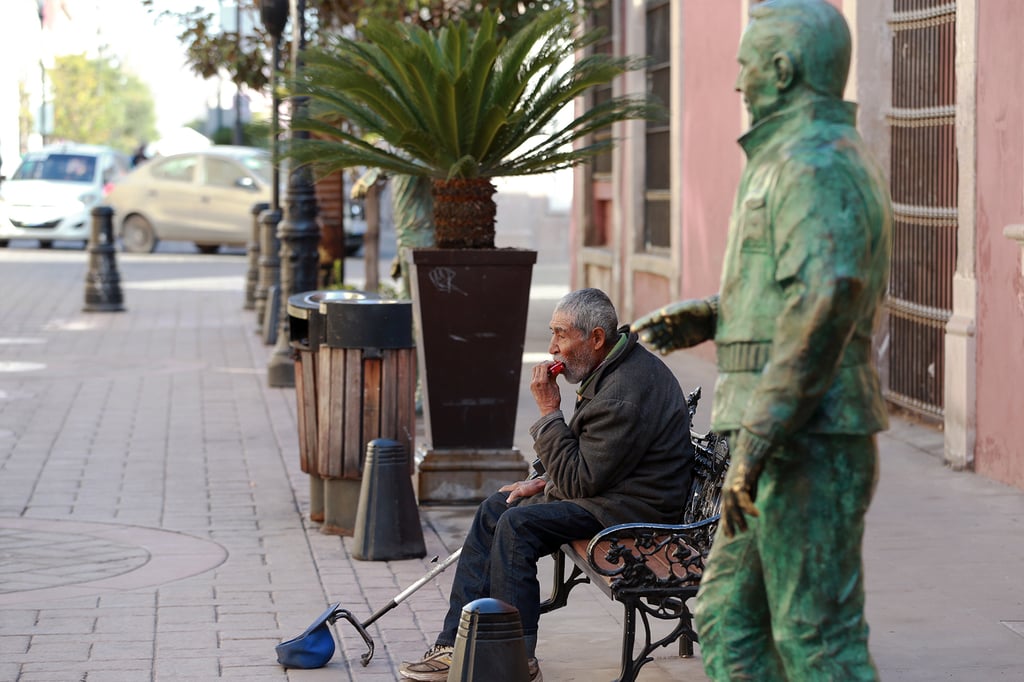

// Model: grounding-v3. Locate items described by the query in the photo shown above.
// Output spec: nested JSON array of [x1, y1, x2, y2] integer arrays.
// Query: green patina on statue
[[389, 174, 435, 299], [352, 169, 435, 299], [633, 0, 892, 679]]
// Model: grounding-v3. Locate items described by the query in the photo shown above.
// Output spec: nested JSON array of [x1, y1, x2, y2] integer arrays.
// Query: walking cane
[[335, 454, 552, 665], [330, 547, 463, 666]]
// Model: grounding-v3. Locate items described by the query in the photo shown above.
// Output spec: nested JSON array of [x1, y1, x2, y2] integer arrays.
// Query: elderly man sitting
[[401, 287, 696, 681]]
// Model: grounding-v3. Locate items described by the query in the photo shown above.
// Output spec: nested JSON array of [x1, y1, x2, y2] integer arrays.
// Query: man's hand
[[631, 298, 717, 354], [720, 428, 772, 537], [529, 362, 562, 417], [500, 478, 546, 504]]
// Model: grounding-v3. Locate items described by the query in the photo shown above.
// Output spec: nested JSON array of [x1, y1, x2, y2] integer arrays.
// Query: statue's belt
[[717, 340, 870, 373]]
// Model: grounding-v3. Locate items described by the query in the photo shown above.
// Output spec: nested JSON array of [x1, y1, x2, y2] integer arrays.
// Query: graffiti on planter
[[428, 267, 468, 296]]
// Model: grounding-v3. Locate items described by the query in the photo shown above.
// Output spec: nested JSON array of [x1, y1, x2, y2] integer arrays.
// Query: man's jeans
[[436, 491, 603, 650]]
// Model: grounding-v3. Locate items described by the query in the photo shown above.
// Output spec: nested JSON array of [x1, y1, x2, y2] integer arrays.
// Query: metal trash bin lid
[[320, 298, 414, 349], [287, 289, 376, 320]]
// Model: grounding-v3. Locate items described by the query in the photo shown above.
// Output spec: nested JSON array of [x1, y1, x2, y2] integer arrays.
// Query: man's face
[[735, 22, 783, 125], [547, 311, 599, 384]]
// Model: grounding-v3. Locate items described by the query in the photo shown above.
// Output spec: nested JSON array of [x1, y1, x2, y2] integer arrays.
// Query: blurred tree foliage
[[144, 1, 596, 94], [209, 119, 272, 147], [48, 54, 157, 154]]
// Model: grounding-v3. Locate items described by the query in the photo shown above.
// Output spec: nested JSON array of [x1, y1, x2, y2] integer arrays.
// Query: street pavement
[[0, 243, 1022, 681]]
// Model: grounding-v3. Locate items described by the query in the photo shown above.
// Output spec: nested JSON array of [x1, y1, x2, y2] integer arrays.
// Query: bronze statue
[[389, 174, 434, 299], [351, 170, 434, 299], [632, 0, 892, 679]]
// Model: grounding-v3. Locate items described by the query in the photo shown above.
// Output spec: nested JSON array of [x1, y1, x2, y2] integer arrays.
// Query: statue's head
[[736, 0, 851, 124]]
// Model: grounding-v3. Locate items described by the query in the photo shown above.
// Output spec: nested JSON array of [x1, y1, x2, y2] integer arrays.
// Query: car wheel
[[196, 244, 220, 255], [122, 215, 157, 253], [0, 239, 8, 248], [39, 240, 52, 249]]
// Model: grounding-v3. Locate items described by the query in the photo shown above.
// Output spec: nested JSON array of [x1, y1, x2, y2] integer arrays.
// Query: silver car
[[0, 143, 131, 248], [107, 146, 274, 254]]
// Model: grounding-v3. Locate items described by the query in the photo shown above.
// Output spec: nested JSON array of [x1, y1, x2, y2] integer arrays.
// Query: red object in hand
[[548, 360, 565, 376]]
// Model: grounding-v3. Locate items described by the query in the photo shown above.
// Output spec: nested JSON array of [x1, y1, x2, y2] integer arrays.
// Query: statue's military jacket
[[711, 99, 892, 443]]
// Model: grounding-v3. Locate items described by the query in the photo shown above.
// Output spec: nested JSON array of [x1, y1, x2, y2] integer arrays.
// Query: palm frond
[[287, 5, 655, 183]]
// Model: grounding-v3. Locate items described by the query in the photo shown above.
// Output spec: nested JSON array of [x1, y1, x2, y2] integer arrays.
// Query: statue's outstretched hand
[[631, 298, 716, 354], [720, 429, 772, 537], [351, 168, 381, 199]]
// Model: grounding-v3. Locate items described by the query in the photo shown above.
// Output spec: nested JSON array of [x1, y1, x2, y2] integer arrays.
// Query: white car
[[0, 144, 131, 248]]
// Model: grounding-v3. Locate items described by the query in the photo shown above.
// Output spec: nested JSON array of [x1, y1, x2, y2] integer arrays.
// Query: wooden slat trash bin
[[316, 297, 416, 536], [287, 290, 377, 524]]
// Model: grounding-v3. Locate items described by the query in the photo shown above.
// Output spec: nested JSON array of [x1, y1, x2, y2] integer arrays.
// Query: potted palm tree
[[289, 7, 660, 503]]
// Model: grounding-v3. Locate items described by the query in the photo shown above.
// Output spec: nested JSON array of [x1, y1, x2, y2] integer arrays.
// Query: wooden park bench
[[539, 388, 730, 682]]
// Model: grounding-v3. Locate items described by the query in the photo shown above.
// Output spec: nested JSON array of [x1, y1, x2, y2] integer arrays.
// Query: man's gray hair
[[748, 0, 851, 99], [556, 288, 619, 339]]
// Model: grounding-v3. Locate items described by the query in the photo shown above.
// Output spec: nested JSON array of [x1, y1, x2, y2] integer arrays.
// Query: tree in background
[[48, 54, 157, 154], [149, 0, 598, 94], [147, 0, 597, 285]]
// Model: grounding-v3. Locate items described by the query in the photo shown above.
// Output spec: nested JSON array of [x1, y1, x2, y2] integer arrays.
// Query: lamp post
[[254, 0, 288, 327], [259, 0, 287, 214], [267, 0, 320, 388]]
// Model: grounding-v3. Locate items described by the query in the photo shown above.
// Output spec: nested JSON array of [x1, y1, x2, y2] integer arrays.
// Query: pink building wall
[[575, 1, 1024, 488], [679, 2, 743, 301], [973, 0, 1024, 488]]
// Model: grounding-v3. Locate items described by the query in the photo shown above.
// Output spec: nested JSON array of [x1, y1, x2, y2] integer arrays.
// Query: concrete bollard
[[351, 439, 426, 561], [82, 206, 125, 313], [448, 598, 530, 682], [309, 476, 325, 523], [322, 478, 361, 536], [244, 201, 269, 311]]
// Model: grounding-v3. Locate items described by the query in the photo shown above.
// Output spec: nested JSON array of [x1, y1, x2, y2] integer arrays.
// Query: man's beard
[[561, 355, 591, 384]]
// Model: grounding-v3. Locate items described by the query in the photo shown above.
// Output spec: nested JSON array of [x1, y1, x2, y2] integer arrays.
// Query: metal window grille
[[884, 0, 957, 419], [643, 0, 671, 251], [584, 0, 614, 247]]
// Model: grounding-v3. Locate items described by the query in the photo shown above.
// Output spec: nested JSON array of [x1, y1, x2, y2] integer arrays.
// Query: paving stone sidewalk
[[0, 247, 1021, 681]]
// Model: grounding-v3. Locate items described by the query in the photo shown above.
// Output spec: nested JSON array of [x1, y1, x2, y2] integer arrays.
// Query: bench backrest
[[681, 387, 731, 525]]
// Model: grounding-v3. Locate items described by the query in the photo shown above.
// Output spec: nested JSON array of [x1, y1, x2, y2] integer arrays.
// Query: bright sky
[[43, 0, 248, 138], [101, 1, 230, 137]]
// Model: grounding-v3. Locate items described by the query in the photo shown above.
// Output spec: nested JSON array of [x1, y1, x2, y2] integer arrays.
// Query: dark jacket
[[525, 328, 694, 527]]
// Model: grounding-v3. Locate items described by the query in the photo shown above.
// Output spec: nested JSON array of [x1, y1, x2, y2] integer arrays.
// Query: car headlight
[[78, 191, 100, 206]]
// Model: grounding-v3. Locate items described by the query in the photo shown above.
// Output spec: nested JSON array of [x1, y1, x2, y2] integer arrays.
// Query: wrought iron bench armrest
[[585, 516, 720, 595]]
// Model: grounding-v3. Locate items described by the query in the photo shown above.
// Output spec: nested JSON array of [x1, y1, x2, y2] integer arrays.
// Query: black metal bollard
[[267, 161, 320, 387], [351, 439, 426, 561], [255, 207, 282, 338], [82, 206, 125, 313], [448, 599, 531, 682], [245, 201, 269, 311]]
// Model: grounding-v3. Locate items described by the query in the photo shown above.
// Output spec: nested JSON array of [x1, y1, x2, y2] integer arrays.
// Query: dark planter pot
[[409, 248, 537, 503]]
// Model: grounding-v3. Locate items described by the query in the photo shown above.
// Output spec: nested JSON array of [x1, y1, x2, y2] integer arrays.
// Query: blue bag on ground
[[275, 603, 339, 669]]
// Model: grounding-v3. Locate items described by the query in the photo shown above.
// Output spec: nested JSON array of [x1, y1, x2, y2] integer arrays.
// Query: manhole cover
[[0, 518, 228, 605], [0, 528, 149, 594]]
